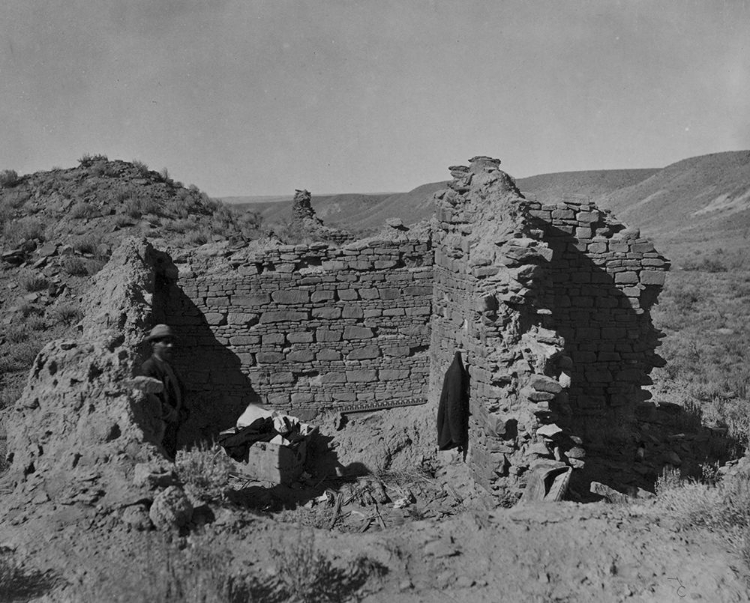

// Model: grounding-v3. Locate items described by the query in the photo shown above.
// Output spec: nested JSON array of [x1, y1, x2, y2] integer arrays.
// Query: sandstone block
[[260, 310, 309, 323], [287, 350, 315, 362], [342, 306, 364, 319], [134, 462, 178, 490], [528, 374, 563, 394], [257, 351, 284, 364], [614, 271, 638, 284], [343, 326, 374, 340], [121, 504, 153, 531], [204, 312, 226, 326], [379, 369, 409, 380], [312, 307, 342, 319], [287, 331, 314, 343], [337, 289, 359, 301], [379, 288, 400, 300], [640, 270, 666, 286], [232, 293, 270, 306], [149, 486, 193, 531], [310, 290, 334, 302], [271, 290, 309, 304], [316, 348, 341, 361], [348, 346, 380, 360], [317, 329, 342, 342]]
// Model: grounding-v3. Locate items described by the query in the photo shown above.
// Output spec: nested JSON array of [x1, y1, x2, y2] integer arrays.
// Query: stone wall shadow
[[158, 280, 261, 449], [538, 226, 664, 496]]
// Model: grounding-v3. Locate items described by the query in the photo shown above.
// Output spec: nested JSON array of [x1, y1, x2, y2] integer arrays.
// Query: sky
[[1, 0, 749, 197]]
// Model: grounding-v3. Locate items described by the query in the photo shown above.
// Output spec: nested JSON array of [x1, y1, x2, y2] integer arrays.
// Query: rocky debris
[[149, 485, 193, 530], [121, 503, 152, 531], [290, 188, 354, 244], [133, 461, 178, 490]]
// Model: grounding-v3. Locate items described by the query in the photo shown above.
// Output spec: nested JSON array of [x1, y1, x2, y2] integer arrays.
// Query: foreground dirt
[[1, 491, 747, 603]]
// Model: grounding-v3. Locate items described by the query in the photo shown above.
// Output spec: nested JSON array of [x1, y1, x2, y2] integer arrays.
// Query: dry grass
[[655, 465, 750, 562], [73, 533, 256, 603], [18, 271, 49, 292], [175, 442, 234, 503]]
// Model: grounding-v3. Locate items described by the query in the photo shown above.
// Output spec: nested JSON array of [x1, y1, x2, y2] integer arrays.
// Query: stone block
[[384, 346, 410, 357], [312, 307, 342, 319], [311, 290, 334, 302], [270, 371, 294, 384], [260, 310, 309, 323], [257, 351, 284, 364], [379, 369, 410, 380], [379, 288, 401, 300], [232, 293, 271, 306], [287, 350, 315, 362], [348, 346, 380, 360], [640, 270, 666, 286], [287, 331, 314, 343], [528, 374, 563, 394], [272, 290, 310, 304], [343, 325, 374, 340], [614, 271, 639, 285], [359, 288, 379, 300], [317, 349, 341, 361], [346, 370, 377, 383], [149, 486, 193, 531], [316, 329, 342, 342], [337, 289, 359, 301], [342, 305, 364, 319], [291, 392, 315, 404], [204, 312, 226, 326], [263, 333, 285, 345]]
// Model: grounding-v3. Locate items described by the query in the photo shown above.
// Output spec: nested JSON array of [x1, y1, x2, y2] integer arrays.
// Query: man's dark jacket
[[437, 351, 469, 451], [141, 356, 186, 423]]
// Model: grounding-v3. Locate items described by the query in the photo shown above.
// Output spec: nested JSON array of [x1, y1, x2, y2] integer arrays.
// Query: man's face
[[152, 337, 175, 362]]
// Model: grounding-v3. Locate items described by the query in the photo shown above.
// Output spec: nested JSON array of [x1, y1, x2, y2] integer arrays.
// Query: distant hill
[[233, 152, 750, 262], [516, 169, 658, 203], [590, 151, 750, 258]]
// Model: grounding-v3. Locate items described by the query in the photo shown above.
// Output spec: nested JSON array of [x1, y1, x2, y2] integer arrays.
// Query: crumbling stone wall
[[164, 229, 433, 439], [429, 157, 667, 503]]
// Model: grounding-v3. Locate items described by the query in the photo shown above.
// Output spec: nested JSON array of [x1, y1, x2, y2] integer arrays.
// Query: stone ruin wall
[[162, 234, 434, 440], [429, 156, 668, 501]]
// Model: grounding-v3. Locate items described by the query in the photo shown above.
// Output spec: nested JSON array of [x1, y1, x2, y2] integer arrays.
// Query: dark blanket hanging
[[437, 351, 469, 451]]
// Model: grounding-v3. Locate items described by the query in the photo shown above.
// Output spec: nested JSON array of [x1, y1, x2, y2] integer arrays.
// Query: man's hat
[[145, 324, 176, 342]]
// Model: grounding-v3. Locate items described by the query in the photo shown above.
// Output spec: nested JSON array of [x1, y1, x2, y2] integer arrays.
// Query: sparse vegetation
[[69, 201, 99, 219], [78, 153, 109, 167], [176, 442, 234, 503], [0, 549, 56, 601], [270, 528, 387, 603], [655, 465, 750, 562], [0, 169, 20, 188], [74, 533, 257, 603], [49, 302, 82, 326], [61, 256, 89, 276], [19, 271, 49, 292]]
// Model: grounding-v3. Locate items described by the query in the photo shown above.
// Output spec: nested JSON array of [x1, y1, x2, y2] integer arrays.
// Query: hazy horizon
[[2, 1, 748, 198]]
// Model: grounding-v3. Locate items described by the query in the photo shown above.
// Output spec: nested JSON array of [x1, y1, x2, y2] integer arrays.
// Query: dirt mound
[[1, 239, 171, 518]]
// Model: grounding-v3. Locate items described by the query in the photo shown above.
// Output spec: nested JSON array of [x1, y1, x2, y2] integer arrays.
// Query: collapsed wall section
[[430, 157, 668, 504], [164, 230, 433, 438]]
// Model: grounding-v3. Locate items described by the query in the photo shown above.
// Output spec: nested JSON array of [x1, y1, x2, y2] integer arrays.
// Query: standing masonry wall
[[429, 157, 667, 502], [163, 233, 433, 439], [526, 196, 668, 436]]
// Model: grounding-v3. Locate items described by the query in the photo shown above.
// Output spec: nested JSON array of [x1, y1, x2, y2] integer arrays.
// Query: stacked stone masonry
[[164, 236, 433, 434], [429, 157, 667, 502]]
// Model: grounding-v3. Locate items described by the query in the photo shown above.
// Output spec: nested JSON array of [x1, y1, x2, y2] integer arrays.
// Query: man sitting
[[142, 324, 186, 460]]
